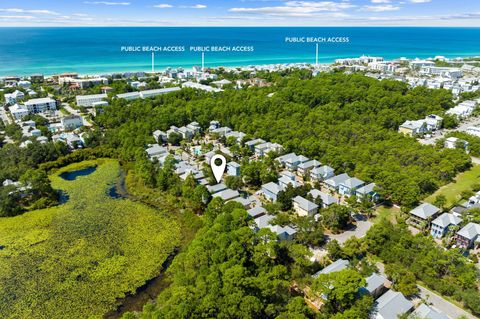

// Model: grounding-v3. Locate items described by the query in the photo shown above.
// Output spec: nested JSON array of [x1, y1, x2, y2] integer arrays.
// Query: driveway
[[326, 216, 373, 244]]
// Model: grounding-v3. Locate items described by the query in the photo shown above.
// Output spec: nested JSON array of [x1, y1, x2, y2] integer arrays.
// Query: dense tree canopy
[[96, 73, 471, 207]]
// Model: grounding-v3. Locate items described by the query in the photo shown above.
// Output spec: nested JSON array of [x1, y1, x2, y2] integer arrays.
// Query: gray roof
[[298, 159, 321, 170], [146, 144, 167, 157], [311, 165, 335, 176], [247, 206, 267, 219], [432, 213, 462, 228], [293, 196, 318, 212], [245, 138, 266, 147], [325, 173, 351, 187], [364, 273, 387, 294], [313, 259, 349, 278], [254, 214, 297, 237], [457, 222, 480, 241], [356, 183, 377, 195], [411, 304, 449, 319], [262, 182, 284, 195], [228, 161, 240, 168], [308, 189, 338, 206], [410, 203, 440, 220], [342, 177, 365, 189], [212, 189, 240, 201], [207, 183, 228, 194], [374, 290, 413, 319], [229, 196, 251, 207]]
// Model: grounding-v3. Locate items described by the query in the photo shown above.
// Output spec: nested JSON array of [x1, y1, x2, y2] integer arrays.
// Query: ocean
[[0, 27, 479, 76]]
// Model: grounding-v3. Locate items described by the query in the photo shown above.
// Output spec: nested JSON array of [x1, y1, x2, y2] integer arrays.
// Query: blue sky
[[0, 0, 479, 26]]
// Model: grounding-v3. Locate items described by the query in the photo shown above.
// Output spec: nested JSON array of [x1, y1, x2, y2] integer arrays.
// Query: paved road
[[376, 262, 477, 319], [417, 285, 478, 319], [0, 107, 12, 125], [326, 216, 373, 244], [419, 116, 480, 146]]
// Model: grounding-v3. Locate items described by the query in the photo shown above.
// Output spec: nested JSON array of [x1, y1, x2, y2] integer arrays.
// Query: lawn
[[0, 159, 181, 319], [373, 205, 402, 224], [425, 164, 480, 208]]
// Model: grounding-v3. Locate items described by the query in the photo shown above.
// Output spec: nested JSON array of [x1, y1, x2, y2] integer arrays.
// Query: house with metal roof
[[361, 273, 390, 299], [325, 173, 351, 191], [254, 214, 296, 241], [308, 189, 338, 208], [293, 196, 319, 217], [313, 259, 349, 278], [339, 177, 365, 197], [310, 165, 335, 181], [372, 290, 413, 319], [409, 203, 441, 228], [297, 160, 322, 176], [261, 182, 284, 202], [455, 222, 480, 249], [430, 213, 462, 238], [410, 304, 449, 319], [247, 206, 267, 219], [212, 189, 240, 201], [356, 183, 380, 202]]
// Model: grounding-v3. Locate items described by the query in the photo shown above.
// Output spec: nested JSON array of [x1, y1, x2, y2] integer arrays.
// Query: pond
[[59, 166, 97, 181]]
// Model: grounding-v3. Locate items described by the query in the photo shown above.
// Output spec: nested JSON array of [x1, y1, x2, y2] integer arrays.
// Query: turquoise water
[[0, 27, 479, 76]]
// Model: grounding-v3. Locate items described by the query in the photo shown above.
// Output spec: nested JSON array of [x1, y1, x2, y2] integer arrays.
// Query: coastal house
[[25, 97, 57, 113], [9, 104, 29, 120], [261, 182, 283, 202], [247, 206, 267, 220], [245, 138, 266, 151], [207, 183, 228, 194], [211, 126, 232, 137], [356, 183, 379, 202], [444, 137, 469, 153], [153, 130, 168, 143], [430, 213, 462, 238], [310, 165, 335, 181], [145, 144, 168, 161], [4, 90, 24, 104], [292, 196, 318, 217], [361, 273, 390, 300], [372, 290, 413, 319], [339, 177, 365, 197], [408, 203, 441, 228], [76, 93, 108, 107], [308, 189, 338, 208], [398, 120, 428, 137], [254, 214, 296, 241], [325, 173, 350, 191], [227, 162, 241, 176], [225, 131, 246, 143], [313, 259, 349, 278], [411, 304, 449, 319], [212, 189, 240, 201], [455, 222, 480, 249], [61, 115, 83, 131], [297, 160, 321, 176], [255, 142, 283, 157], [278, 174, 298, 189], [424, 114, 443, 131], [116, 92, 141, 101]]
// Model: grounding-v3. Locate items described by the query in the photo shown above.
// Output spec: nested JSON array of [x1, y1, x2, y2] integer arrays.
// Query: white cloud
[[409, 0, 431, 3], [362, 4, 400, 12], [371, 0, 390, 3], [0, 8, 59, 15], [229, 1, 356, 17], [180, 4, 207, 9], [0, 15, 35, 19], [154, 4, 173, 8], [83, 1, 130, 5]]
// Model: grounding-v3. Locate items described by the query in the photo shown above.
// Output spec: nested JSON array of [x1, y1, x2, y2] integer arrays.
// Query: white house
[[76, 93, 108, 107], [24, 97, 57, 113]]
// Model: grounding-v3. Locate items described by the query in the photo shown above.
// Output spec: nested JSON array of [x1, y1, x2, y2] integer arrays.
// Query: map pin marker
[[210, 154, 226, 184]]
